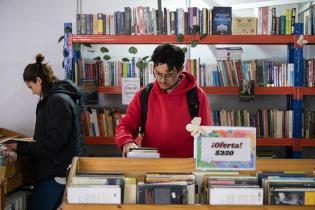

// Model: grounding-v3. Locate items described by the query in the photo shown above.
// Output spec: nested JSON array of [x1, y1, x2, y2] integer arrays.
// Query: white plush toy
[[186, 117, 209, 138]]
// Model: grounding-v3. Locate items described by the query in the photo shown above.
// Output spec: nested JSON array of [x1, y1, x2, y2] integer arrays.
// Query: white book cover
[[127, 152, 160, 158], [209, 187, 263, 205], [71, 176, 114, 185], [67, 185, 121, 204]]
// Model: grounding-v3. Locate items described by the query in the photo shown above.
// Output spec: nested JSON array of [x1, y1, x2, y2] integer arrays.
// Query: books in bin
[[127, 147, 160, 158], [145, 173, 196, 204], [263, 177, 315, 205], [207, 175, 262, 205], [270, 188, 315, 205], [257, 171, 306, 187], [209, 187, 263, 205], [137, 181, 188, 204], [67, 172, 124, 204]]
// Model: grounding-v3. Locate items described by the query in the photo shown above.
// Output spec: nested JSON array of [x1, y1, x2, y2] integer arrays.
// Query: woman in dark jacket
[[5, 53, 82, 210]]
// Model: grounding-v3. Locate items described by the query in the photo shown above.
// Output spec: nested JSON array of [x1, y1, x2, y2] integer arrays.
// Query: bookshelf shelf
[[304, 35, 315, 44], [299, 138, 315, 148], [98, 86, 122, 94], [98, 86, 296, 95], [300, 87, 315, 96], [84, 136, 116, 145], [72, 35, 296, 45], [85, 136, 298, 148], [256, 138, 295, 147], [84, 136, 142, 145]]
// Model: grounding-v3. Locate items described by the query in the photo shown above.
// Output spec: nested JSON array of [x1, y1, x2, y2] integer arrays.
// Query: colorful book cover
[[212, 7, 232, 35], [195, 126, 256, 171], [239, 79, 255, 102]]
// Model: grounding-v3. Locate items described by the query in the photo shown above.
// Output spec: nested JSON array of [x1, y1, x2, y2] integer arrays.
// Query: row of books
[[81, 108, 125, 137], [67, 170, 315, 205], [76, 4, 315, 36], [73, 58, 154, 87], [82, 105, 314, 139], [74, 57, 298, 89], [212, 109, 294, 139], [212, 108, 315, 139], [303, 5, 315, 35], [4, 191, 29, 210], [76, 6, 235, 35], [304, 58, 315, 87], [303, 109, 315, 139], [261, 7, 296, 35]]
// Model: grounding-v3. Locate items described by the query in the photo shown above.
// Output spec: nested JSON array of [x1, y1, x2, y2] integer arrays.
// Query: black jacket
[[16, 80, 81, 183]]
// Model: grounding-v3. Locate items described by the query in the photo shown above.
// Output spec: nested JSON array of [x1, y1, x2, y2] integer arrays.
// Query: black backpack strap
[[140, 83, 153, 134], [186, 87, 199, 119]]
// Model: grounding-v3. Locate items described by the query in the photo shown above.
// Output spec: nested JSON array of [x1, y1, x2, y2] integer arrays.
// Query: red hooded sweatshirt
[[115, 72, 213, 157]]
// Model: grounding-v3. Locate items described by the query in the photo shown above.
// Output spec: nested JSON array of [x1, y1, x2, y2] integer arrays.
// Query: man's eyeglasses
[[153, 69, 178, 80]]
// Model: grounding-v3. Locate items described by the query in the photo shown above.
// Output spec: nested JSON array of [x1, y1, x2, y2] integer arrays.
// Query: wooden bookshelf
[[62, 157, 315, 210], [73, 32, 315, 158]]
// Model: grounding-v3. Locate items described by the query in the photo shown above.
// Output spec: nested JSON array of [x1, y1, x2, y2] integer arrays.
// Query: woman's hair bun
[[35, 53, 45, 64]]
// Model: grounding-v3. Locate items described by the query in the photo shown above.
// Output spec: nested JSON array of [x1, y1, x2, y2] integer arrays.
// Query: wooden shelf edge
[[84, 136, 115, 145], [72, 35, 296, 44], [62, 203, 315, 210]]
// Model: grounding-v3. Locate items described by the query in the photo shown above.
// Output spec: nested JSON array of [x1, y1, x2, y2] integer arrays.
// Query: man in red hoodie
[[115, 43, 213, 158]]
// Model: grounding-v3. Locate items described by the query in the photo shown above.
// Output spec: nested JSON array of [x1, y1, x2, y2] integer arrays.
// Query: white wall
[[0, 0, 76, 136]]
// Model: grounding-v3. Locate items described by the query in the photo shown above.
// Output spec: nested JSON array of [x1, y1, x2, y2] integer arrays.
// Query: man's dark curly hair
[[151, 43, 185, 72]]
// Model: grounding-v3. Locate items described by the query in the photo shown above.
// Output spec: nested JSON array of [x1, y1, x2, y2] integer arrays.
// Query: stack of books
[[127, 147, 160, 158], [67, 172, 125, 204]]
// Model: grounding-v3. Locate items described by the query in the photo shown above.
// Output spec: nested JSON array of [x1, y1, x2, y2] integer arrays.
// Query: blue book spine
[[292, 22, 303, 159]]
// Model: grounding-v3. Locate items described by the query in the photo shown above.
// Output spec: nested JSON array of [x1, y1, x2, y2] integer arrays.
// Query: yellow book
[[285, 9, 292, 35], [305, 191, 315, 205], [97, 13, 103, 34]]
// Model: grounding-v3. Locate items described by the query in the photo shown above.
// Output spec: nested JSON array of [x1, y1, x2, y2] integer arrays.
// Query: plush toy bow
[[297, 35, 308, 47], [186, 117, 209, 138]]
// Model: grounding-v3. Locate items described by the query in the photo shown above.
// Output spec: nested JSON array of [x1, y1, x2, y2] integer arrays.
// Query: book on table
[[0, 136, 35, 144]]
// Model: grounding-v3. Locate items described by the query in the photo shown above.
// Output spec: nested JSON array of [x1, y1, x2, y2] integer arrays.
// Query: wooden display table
[[0, 128, 31, 210], [62, 157, 315, 210]]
